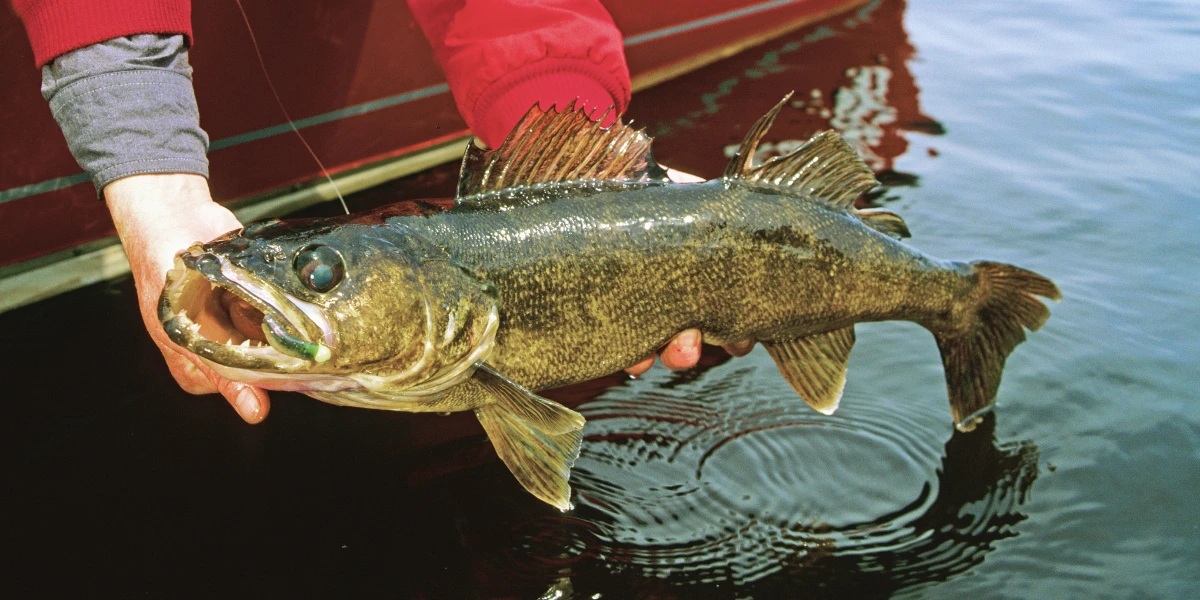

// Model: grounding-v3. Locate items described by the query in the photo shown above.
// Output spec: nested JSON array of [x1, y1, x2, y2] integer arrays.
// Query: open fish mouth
[[158, 245, 334, 372]]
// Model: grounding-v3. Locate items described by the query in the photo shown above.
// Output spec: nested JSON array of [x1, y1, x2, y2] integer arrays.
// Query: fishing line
[[233, 0, 350, 215]]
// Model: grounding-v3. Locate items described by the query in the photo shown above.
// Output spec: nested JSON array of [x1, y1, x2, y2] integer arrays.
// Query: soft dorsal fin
[[723, 93, 793, 179], [724, 95, 879, 209], [856, 208, 911, 239], [456, 100, 669, 203]]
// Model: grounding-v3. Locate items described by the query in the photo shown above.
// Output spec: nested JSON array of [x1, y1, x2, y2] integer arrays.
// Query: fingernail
[[235, 388, 260, 421], [680, 329, 701, 347]]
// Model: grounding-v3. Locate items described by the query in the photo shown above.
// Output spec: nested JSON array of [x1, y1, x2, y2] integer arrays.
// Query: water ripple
[[496, 356, 1039, 596]]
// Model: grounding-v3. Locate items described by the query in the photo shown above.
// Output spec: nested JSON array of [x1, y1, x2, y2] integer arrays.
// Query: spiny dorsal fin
[[763, 326, 856, 415], [724, 95, 879, 209], [456, 100, 668, 203]]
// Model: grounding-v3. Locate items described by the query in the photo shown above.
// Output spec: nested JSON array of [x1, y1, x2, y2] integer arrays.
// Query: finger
[[625, 354, 656, 377], [660, 328, 702, 370], [165, 358, 218, 395], [667, 166, 700, 182], [723, 339, 756, 357], [218, 382, 271, 425], [156, 343, 218, 394], [192, 359, 272, 424]]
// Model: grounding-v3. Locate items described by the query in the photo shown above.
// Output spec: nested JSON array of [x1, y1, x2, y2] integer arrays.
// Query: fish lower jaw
[[161, 258, 332, 369], [203, 361, 361, 393], [175, 310, 268, 349], [168, 308, 310, 369]]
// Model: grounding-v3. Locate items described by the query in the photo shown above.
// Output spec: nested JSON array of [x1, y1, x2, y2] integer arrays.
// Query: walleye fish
[[159, 97, 1060, 510]]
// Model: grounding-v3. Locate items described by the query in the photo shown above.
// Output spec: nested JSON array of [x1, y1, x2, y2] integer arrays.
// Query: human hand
[[105, 174, 270, 423], [624, 168, 755, 376]]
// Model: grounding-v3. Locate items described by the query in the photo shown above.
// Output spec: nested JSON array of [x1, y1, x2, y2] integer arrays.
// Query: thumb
[[195, 359, 272, 423], [221, 382, 272, 424]]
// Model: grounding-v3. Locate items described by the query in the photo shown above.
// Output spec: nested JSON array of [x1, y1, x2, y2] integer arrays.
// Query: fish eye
[[293, 244, 345, 293]]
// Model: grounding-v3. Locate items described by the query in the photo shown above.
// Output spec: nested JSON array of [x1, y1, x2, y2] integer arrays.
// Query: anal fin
[[473, 365, 585, 510], [763, 327, 856, 414]]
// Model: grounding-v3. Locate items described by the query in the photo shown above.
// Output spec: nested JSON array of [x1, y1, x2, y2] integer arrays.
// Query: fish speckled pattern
[[414, 180, 960, 390], [158, 98, 1059, 509]]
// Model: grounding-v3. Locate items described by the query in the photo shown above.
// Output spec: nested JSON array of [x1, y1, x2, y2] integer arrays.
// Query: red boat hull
[[0, 0, 868, 269]]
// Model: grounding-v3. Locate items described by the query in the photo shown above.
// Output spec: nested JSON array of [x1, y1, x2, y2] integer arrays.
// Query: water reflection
[[5, 0, 1096, 595], [629, 0, 941, 188], [487, 356, 1038, 598]]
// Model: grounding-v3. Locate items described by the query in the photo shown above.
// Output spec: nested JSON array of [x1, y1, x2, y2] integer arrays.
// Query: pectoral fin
[[763, 327, 856, 415], [473, 365, 585, 511]]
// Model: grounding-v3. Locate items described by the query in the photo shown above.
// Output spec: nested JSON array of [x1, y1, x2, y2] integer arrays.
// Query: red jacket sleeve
[[408, 0, 632, 148], [12, 0, 192, 67]]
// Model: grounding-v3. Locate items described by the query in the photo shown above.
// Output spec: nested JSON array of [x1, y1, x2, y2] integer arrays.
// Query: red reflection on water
[[627, 0, 939, 183]]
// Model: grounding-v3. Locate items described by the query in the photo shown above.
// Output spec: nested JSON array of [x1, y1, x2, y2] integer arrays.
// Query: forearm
[[40, 34, 209, 194], [407, 0, 632, 148]]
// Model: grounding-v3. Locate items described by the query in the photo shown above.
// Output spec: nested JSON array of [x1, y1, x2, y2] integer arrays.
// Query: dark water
[[5, 0, 1199, 596]]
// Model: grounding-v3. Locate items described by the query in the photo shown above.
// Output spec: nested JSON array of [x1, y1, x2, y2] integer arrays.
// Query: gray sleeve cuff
[[41, 34, 209, 195]]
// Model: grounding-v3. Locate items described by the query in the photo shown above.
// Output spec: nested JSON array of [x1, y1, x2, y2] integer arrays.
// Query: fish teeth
[[178, 308, 188, 319], [240, 339, 251, 348]]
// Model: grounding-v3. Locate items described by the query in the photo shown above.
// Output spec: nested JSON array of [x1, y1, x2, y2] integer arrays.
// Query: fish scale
[[411, 181, 948, 391], [158, 97, 1059, 511]]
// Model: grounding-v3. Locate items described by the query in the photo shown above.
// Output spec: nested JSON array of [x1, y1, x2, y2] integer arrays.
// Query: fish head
[[158, 215, 500, 397]]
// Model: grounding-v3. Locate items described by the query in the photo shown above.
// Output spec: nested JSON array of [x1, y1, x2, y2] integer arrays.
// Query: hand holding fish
[[626, 167, 757, 376], [105, 173, 271, 423], [104, 171, 713, 425]]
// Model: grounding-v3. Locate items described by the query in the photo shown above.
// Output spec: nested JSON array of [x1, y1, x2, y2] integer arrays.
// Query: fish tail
[[935, 261, 1061, 432]]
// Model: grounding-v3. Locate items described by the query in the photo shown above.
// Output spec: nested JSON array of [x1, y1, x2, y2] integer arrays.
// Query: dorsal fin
[[856, 208, 911, 239], [724, 95, 879, 209], [723, 93, 793, 179], [456, 100, 669, 204]]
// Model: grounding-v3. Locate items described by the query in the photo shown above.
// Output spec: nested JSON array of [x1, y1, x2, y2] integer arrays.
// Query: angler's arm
[[14, 2, 270, 422], [407, 0, 631, 149]]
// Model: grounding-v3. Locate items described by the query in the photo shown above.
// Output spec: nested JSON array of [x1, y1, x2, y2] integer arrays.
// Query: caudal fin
[[936, 261, 1061, 432]]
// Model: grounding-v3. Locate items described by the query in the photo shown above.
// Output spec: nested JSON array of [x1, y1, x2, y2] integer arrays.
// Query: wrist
[[105, 173, 217, 230], [103, 173, 240, 279]]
